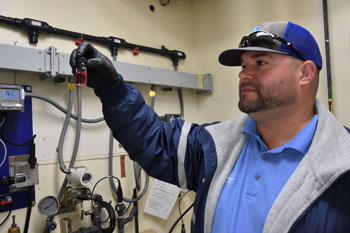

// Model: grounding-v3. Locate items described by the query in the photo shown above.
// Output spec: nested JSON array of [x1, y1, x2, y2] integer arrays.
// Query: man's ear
[[298, 61, 317, 86]]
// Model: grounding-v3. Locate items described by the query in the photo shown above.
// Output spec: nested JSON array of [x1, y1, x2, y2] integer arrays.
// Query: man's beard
[[238, 77, 297, 113]]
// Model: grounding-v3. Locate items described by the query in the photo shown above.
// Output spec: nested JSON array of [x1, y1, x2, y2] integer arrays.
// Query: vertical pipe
[[133, 189, 139, 233], [24, 185, 34, 233], [322, 0, 333, 112]]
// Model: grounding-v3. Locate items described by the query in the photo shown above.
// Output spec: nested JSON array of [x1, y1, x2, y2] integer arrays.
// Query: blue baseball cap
[[219, 21, 323, 70]]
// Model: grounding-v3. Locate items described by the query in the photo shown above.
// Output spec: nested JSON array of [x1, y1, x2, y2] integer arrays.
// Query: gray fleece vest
[[203, 100, 350, 233]]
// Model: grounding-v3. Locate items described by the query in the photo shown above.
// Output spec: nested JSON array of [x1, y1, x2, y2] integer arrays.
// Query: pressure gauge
[[38, 196, 59, 217]]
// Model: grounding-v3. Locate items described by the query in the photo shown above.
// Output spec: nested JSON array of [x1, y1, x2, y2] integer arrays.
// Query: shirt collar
[[242, 115, 319, 154]]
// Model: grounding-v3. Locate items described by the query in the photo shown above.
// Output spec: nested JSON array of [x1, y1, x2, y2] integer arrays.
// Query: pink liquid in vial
[[76, 71, 87, 86]]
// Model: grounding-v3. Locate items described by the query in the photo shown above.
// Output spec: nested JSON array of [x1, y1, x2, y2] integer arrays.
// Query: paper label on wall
[[144, 179, 180, 220]]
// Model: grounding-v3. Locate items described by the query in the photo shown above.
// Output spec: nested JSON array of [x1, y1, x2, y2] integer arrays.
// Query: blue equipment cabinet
[[0, 84, 36, 213]]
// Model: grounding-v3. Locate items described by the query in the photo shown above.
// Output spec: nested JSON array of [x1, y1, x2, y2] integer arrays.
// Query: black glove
[[70, 42, 119, 90]]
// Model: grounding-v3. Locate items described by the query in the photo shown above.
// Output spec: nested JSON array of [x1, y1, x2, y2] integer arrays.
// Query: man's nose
[[238, 66, 254, 82]]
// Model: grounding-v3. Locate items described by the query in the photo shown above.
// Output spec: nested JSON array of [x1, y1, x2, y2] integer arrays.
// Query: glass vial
[[76, 57, 88, 86]]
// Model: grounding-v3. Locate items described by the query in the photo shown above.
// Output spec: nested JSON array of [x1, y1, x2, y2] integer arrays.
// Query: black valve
[[21, 18, 53, 44], [0, 175, 26, 186]]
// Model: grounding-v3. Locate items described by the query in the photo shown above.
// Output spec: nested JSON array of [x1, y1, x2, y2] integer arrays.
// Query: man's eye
[[257, 60, 267, 65]]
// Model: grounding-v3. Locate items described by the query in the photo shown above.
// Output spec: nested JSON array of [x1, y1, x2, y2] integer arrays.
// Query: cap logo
[[251, 25, 261, 33]]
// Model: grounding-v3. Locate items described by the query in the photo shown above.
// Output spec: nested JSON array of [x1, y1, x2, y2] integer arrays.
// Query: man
[[70, 21, 350, 233]]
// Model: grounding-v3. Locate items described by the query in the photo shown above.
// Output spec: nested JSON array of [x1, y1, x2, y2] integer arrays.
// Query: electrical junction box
[[0, 84, 36, 213]]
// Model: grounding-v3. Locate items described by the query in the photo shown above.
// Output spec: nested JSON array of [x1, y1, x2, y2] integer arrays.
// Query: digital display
[[0, 84, 25, 112], [1, 89, 19, 103]]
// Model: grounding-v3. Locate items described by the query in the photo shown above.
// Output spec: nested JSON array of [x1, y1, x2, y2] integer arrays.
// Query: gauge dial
[[38, 196, 59, 217]]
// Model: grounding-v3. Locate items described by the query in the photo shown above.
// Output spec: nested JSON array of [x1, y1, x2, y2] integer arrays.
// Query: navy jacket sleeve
[[95, 78, 212, 190], [289, 173, 350, 233]]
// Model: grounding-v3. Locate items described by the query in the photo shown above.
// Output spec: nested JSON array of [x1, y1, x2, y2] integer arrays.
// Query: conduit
[[322, 0, 333, 112]]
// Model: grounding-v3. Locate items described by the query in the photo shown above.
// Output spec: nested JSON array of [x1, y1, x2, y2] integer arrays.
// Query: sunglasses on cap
[[239, 31, 306, 61]]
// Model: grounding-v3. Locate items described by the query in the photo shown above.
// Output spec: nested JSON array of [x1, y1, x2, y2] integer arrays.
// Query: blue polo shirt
[[212, 115, 318, 233]]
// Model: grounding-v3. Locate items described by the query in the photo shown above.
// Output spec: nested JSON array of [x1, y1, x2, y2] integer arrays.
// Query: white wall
[[0, 1, 197, 232], [326, 0, 350, 126], [1, 0, 349, 232]]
